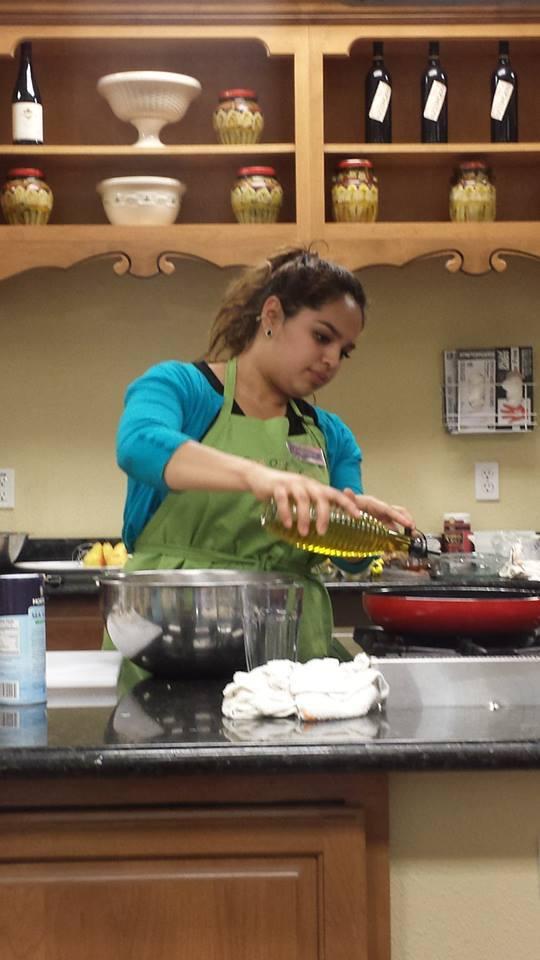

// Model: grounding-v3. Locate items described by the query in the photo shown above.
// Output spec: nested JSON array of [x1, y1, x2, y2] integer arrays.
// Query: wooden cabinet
[[45, 593, 103, 649], [0, 23, 306, 278], [313, 23, 540, 274], [0, 771, 390, 960], [0, 4, 540, 279]]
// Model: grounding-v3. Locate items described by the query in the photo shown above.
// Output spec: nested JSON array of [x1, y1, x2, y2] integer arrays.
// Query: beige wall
[[390, 771, 540, 960], [1, 252, 539, 538]]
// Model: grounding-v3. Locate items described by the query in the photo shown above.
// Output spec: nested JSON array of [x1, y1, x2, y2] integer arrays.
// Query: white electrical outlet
[[0, 468, 15, 509], [475, 461, 499, 501]]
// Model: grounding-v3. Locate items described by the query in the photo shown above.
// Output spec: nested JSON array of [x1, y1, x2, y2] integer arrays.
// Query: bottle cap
[[6, 167, 45, 179], [443, 513, 471, 523], [428, 41, 440, 56], [499, 40, 509, 56], [373, 41, 384, 57], [219, 88, 257, 100], [336, 158, 373, 169], [237, 166, 276, 177]]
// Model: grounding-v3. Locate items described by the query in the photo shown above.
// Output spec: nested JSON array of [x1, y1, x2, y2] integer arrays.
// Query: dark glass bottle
[[421, 41, 448, 143], [12, 41, 43, 145], [490, 40, 518, 143], [365, 41, 392, 143]]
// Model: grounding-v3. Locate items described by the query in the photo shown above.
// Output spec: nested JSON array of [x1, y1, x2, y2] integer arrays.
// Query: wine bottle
[[261, 500, 429, 560], [491, 40, 518, 143], [12, 41, 43, 145], [421, 41, 448, 143], [365, 41, 392, 143]]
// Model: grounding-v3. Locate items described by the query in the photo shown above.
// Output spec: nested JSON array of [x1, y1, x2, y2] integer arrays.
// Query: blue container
[[0, 574, 46, 704]]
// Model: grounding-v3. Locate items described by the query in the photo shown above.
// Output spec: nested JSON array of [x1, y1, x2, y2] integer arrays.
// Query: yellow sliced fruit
[[82, 542, 105, 567], [109, 542, 128, 567], [102, 541, 114, 565]]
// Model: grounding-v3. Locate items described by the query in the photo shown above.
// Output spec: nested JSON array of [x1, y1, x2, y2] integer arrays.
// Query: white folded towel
[[222, 652, 389, 722]]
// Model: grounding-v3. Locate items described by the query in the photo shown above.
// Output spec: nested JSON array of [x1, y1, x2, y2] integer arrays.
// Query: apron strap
[[223, 357, 237, 413]]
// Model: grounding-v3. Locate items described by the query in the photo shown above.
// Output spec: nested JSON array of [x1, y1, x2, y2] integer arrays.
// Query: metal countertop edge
[[1, 740, 540, 777]]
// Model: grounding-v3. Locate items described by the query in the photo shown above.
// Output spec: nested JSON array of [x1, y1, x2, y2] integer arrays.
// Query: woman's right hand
[[245, 462, 362, 536]]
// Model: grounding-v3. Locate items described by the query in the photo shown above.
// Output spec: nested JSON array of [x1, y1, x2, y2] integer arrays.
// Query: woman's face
[[262, 293, 364, 398]]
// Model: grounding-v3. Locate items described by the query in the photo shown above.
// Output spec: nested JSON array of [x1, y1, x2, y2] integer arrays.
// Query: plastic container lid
[[337, 158, 373, 169], [219, 88, 257, 100], [6, 167, 45, 179], [237, 165, 276, 177]]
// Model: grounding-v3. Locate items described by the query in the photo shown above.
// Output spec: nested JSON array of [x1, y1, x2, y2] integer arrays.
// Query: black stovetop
[[354, 624, 540, 658]]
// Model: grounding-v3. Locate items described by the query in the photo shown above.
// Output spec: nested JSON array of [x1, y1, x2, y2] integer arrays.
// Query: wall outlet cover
[[475, 461, 500, 501], [0, 468, 15, 509]]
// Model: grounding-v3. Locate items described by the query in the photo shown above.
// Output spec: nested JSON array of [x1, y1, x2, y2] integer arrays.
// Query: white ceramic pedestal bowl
[[97, 176, 186, 226], [97, 70, 202, 148]]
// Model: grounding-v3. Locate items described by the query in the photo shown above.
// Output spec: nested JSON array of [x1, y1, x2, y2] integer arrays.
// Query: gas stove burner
[[353, 624, 540, 658]]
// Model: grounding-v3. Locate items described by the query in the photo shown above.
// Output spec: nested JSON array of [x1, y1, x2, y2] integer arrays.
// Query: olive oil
[[261, 500, 428, 560]]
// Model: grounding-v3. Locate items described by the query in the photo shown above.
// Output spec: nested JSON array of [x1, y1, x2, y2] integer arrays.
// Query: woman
[[114, 248, 413, 674]]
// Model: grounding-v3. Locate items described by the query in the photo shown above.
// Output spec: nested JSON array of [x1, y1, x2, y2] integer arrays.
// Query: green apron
[[106, 358, 345, 688]]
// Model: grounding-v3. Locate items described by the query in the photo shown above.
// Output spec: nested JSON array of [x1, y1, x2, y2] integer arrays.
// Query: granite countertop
[[2, 670, 540, 778]]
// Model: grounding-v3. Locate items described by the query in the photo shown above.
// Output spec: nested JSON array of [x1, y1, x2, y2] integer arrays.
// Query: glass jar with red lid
[[1, 167, 53, 225], [213, 88, 264, 144], [331, 158, 378, 222], [449, 160, 496, 222], [231, 166, 283, 223]]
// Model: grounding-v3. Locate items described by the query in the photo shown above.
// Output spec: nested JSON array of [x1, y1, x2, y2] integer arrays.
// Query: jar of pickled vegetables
[[449, 161, 496, 222], [231, 166, 283, 223], [0, 167, 53, 225], [213, 88, 264, 144], [331, 158, 378, 223]]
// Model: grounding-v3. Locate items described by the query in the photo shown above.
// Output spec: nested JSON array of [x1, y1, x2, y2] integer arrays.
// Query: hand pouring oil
[[261, 500, 429, 560]]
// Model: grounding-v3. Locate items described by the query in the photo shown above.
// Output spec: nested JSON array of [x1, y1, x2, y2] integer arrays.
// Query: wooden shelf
[[322, 221, 540, 275], [325, 143, 540, 161], [0, 16, 539, 276], [1, 222, 539, 278], [0, 223, 303, 279], [0, 143, 296, 157]]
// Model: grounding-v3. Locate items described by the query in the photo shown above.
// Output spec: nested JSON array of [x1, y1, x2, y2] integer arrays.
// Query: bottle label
[[0, 600, 46, 705], [491, 79, 514, 121], [12, 102, 43, 142], [368, 81, 392, 123], [423, 80, 446, 122]]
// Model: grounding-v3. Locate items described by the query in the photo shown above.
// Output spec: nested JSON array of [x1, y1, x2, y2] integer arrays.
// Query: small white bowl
[[97, 176, 186, 226], [97, 70, 202, 148]]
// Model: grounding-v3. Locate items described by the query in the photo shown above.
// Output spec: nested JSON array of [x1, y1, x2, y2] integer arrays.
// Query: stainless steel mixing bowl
[[0, 532, 28, 569], [98, 569, 303, 679]]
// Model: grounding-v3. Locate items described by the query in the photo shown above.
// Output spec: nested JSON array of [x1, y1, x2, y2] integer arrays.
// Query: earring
[[265, 328, 272, 338]]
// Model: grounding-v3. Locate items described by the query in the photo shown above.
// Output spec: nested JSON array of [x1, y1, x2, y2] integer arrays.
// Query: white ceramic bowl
[[96, 176, 186, 226], [97, 70, 202, 147]]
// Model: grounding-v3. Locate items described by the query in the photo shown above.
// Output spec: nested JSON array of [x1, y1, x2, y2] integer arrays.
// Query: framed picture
[[443, 346, 535, 434]]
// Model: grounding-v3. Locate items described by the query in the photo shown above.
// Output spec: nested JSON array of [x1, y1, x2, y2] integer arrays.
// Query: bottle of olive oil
[[261, 500, 429, 560]]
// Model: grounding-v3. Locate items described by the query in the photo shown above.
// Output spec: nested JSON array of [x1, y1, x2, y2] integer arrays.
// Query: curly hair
[[206, 247, 366, 360]]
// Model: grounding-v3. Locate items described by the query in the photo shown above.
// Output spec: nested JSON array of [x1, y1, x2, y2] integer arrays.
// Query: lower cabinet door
[[0, 805, 371, 960], [3, 857, 317, 960]]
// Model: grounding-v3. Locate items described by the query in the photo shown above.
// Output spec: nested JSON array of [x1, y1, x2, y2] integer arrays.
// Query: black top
[[194, 361, 319, 437]]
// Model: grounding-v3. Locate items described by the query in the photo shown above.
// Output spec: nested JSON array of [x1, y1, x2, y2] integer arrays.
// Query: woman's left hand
[[342, 488, 415, 531]]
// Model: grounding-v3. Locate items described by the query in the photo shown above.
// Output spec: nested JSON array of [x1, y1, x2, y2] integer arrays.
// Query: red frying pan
[[362, 583, 540, 639]]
